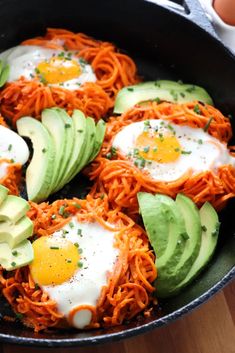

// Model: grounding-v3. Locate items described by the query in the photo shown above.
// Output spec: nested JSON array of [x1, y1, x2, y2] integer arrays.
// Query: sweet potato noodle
[[0, 28, 139, 125], [0, 195, 157, 332], [89, 101, 235, 217]]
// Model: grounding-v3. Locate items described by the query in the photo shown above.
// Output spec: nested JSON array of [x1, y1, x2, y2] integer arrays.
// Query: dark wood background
[[1, 279, 235, 353]]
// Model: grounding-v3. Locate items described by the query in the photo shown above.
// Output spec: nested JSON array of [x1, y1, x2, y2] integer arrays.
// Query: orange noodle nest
[[89, 101, 235, 217], [0, 28, 139, 125], [0, 195, 157, 332], [0, 116, 22, 195]]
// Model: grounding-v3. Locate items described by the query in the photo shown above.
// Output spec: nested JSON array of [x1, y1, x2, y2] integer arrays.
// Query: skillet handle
[[150, 0, 217, 37], [184, 0, 217, 36]]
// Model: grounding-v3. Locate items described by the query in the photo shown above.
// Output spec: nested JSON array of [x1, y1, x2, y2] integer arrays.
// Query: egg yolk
[[30, 236, 80, 286], [36, 57, 81, 84], [136, 131, 181, 163]]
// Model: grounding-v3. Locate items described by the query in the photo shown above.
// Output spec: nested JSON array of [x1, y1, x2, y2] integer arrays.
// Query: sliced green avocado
[[41, 108, 67, 192], [88, 119, 106, 163], [84, 117, 96, 166], [68, 116, 95, 182], [154, 194, 188, 270], [62, 110, 87, 186], [52, 108, 75, 193], [0, 185, 8, 206], [167, 202, 220, 297], [114, 80, 213, 114], [138, 192, 170, 257], [138, 192, 188, 286], [0, 239, 34, 270], [16, 117, 55, 202], [0, 216, 33, 248], [156, 194, 201, 298], [0, 196, 30, 223]]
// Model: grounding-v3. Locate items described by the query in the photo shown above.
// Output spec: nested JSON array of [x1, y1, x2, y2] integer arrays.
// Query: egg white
[[42, 218, 118, 329], [0, 45, 96, 91], [0, 125, 29, 179], [112, 119, 235, 182]]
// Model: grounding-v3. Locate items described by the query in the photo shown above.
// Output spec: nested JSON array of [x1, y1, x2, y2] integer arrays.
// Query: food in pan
[[138, 192, 219, 297], [114, 80, 213, 114], [0, 29, 233, 332], [0, 28, 139, 124], [90, 100, 234, 215], [0, 196, 156, 331], [16, 108, 106, 202]]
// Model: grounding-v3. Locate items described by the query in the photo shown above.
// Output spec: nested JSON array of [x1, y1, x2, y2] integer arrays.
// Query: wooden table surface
[[0, 279, 235, 353]]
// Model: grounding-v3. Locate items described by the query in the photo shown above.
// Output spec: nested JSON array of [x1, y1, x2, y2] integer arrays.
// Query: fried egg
[[0, 45, 96, 90], [112, 119, 235, 182], [30, 218, 118, 329], [0, 125, 29, 179]]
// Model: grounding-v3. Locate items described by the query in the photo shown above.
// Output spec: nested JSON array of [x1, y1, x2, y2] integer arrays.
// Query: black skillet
[[0, 0, 235, 347]]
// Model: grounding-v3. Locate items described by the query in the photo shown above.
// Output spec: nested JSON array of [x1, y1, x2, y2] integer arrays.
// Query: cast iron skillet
[[0, 0, 235, 347]]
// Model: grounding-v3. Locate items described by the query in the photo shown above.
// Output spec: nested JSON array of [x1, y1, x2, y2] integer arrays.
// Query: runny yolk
[[30, 236, 80, 286], [136, 131, 181, 163], [36, 57, 81, 84]]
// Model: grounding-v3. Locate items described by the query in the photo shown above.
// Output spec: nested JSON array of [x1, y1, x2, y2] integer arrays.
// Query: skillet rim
[[0, 0, 235, 347]]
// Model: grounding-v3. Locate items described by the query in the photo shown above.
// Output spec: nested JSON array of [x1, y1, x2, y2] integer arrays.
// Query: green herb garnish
[[143, 146, 150, 153], [78, 261, 83, 268], [203, 117, 213, 132], [181, 150, 192, 155], [193, 104, 201, 115], [15, 313, 24, 320], [73, 203, 81, 209], [185, 85, 196, 93]]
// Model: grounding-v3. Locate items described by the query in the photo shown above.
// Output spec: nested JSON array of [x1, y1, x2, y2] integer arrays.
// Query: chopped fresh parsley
[[193, 104, 201, 115], [181, 150, 192, 155], [78, 261, 83, 268], [203, 117, 213, 132], [143, 146, 150, 153]]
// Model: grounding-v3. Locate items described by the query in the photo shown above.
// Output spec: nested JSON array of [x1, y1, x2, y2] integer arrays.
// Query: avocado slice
[[52, 108, 75, 193], [41, 108, 67, 192], [0, 195, 30, 223], [166, 202, 220, 297], [156, 194, 201, 298], [62, 110, 87, 186], [0, 239, 34, 270], [85, 117, 96, 165], [68, 116, 95, 182], [0, 216, 33, 249], [16, 117, 55, 202], [114, 80, 214, 114], [138, 192, 188, 283], [88, 119, 106, 163], [0, 185, 8, 206]]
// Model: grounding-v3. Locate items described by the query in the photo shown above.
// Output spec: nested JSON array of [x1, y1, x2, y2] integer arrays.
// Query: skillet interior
[[0, 0, 235, 346]]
